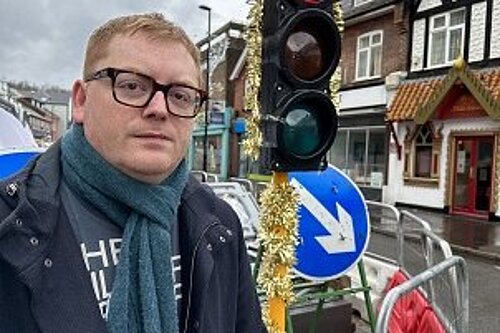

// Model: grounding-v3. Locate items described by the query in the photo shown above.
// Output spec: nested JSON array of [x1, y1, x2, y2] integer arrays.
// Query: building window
[[328, 127, 386, 188], [414, 125, 433, 177], [403, 123, 442, 184], [192, 134, 223, 174], [429, 9, 465, 67], [356, 31, 383, 80]]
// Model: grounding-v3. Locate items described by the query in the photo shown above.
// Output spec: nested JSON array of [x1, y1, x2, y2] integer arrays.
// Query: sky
[[0, 0, 251, 90]]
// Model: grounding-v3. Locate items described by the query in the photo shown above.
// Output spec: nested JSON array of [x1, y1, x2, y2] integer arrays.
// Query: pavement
[[369, 205, 500, 263]]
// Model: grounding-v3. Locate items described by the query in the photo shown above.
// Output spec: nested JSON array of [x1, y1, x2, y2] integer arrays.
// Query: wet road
[[372, 206, 500, 257], [368, 231, 500, 333]]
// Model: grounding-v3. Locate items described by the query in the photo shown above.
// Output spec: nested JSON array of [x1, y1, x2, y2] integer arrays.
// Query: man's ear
[[72, 80, 86, 124]]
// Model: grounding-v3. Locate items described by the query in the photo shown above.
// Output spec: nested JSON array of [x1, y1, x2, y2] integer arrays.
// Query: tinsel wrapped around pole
[[258, 172, 299, 332], [243, 1, 344, 332], [242, 0, 263, 161]]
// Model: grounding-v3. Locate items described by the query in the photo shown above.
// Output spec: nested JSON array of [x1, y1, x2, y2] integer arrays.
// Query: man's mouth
[[135, 132, 168, 140]]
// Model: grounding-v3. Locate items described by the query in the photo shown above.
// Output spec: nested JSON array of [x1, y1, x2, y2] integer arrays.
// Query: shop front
[[450, 135, 495, 217], [188, 108, 231, 180], [329, 84, 389, 201], [386, 61, 500, 220]]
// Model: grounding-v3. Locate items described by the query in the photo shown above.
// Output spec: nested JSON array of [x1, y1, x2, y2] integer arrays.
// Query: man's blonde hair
[[83, 13, 201, 85]]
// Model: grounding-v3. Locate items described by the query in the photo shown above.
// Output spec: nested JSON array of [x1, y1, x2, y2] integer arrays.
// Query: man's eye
[[176, 92, 189, 101], [117, 80, 146, 91], [171, 90, 193, 103]]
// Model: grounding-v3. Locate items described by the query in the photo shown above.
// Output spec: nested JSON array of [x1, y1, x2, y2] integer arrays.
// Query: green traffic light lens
[[283, 105, 321, 157], [279, 91, 337, 160]]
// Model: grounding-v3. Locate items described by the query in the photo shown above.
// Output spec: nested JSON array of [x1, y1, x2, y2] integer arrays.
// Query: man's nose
[[142, 90, 169, 120]]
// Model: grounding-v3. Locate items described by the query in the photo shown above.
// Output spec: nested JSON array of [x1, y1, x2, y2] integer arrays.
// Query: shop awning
[[387, 59, 500, 124]]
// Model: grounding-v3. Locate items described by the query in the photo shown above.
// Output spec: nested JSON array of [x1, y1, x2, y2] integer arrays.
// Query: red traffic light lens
[[281, 9, 341, 84]]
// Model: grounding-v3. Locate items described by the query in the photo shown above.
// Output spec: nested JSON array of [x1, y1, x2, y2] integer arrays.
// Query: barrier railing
[[206, 183, 468, 332], [376, 256, 469, 333], [190, 170, 219, 183]]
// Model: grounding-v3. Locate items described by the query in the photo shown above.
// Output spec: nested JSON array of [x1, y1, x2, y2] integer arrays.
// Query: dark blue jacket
[[0, 143, 266, 333]]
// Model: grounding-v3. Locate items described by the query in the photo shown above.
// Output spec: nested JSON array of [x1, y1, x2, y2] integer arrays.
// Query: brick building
[[327, 0, 409, 200]]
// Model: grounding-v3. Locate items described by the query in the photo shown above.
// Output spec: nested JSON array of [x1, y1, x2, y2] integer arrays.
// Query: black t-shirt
[[60, 181, 182, 320]]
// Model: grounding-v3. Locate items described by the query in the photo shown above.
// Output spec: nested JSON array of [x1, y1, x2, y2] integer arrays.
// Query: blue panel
[[0, 151, 40, 180], [232, 118, 246, 134], [289, 165, 370, 281]]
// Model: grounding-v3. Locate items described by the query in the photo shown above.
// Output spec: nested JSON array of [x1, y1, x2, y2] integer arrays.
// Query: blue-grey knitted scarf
[[61, 124, 187, 333]]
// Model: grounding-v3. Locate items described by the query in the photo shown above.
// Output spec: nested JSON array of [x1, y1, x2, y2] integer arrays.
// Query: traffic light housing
[[259, 0, 341, 172]]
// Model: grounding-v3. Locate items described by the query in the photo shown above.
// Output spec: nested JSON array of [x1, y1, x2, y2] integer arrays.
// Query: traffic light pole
[[269, 171, 289, 331], [255, 1, 341, 331]]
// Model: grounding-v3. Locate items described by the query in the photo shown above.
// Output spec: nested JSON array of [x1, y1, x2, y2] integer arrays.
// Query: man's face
[[72, 33, 200, 184]]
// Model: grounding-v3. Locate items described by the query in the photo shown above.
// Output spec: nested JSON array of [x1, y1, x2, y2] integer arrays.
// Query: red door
[[452, 136, 494, 217]]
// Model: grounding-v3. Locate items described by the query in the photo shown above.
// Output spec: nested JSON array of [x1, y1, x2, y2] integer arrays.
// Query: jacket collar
[[0, 142, 62, 277], [0, 142, 221, 269], [0, 142, 227, 332]]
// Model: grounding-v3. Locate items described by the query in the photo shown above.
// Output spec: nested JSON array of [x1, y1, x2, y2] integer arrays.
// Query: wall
[[491, 0, 500, 58], [232, 65, 246, 115], [412, 0, 499, 70], [342, 6, 408, 86], [340, 85, 387, 109], [411, 19, 425, 71], [417, 0, 442, 12], [469, 2, 487, 62]]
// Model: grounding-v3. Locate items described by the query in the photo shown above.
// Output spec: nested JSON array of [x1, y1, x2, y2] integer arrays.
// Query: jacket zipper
[[182, 221, 219, 333]]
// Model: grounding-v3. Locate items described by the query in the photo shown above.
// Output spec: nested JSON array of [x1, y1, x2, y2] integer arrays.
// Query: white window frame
[[428, 8, 466, 68], [355, 30, 383, 81]]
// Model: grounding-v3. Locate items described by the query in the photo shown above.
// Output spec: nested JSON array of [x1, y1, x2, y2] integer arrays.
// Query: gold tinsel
[[242, 0, 263, 160], [257, 181, 299, 332], [330, 1, 344, 110], [245, 2, 345, 332]]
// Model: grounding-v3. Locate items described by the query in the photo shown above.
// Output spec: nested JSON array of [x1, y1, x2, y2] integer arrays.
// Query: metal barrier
[[366, 201, 453, 270], [206, 182, 260, 240], [365, 201, 462, 332], [205, 185, 468, 332], [366, 201, 403, 266], [229, 177, 255, 194], [190, 170, 208, 182], [376, 256, 469, 333], [190, 170, 219, 183], [254, 181, 269, 203]]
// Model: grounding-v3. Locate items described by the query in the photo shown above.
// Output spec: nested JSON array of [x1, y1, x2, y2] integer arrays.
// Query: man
[[0, 13, 266, 333]]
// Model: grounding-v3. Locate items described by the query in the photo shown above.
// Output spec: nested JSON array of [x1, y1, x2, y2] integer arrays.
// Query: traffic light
[[259, 0, 341, 172]]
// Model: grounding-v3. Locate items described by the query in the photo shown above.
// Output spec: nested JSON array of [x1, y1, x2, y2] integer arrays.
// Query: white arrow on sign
[[290, 178, 356, 254]]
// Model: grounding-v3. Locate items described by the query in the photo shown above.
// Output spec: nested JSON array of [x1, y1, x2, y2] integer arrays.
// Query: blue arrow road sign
[[289, 165, 370, 281], [0, 149, 42, 180]]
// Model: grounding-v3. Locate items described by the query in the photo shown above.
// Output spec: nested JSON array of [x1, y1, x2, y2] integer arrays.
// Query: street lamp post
[[199, 4, 211, 172]]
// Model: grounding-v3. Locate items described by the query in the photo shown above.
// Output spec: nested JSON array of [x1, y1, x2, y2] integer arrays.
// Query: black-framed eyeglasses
[[85, 67, 208, 118]]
